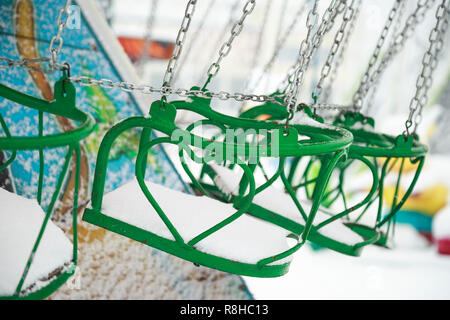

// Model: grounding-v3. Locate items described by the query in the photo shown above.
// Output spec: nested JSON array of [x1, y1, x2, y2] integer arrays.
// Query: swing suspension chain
[[251, 0, 308, 92], [198, 0, 241, 84], [284, 0, 345, 114], [283, 0, 321, 114], [0, 0, 362, 111], [48, 0, 73, 72], [281, 0, 345, 96], [355, 0, 435, 111], [0, 57, 58, 74], [313, 0, 359, 107], [243, 0, 272, 92], [68, 75, 287, 104], [172, 0, 217, 84], [162, 0, 198, 90], [204, 0, 256, 86], [352, 0, 405, 110], [364, 0, 407, 114], [68, 74, 356, 110], [406, 0, 449, 136], [0, 0, 72, 73], [321, 0, 362, 103]]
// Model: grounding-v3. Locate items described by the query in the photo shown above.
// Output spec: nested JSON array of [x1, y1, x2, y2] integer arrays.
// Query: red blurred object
[[118, 37, 174, 61], [437, 238, 450, 255], [419, 231, 434, 244]]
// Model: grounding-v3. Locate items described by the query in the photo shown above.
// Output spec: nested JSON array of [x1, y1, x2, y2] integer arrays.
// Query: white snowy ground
[[244, 229, 450, 300]]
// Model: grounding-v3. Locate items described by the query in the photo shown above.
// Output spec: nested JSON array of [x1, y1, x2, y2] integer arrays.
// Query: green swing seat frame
[[170, 91, 381, 257], [242, 102, 427, 249], [0, 75, 95, 299], [83, 94, 354, 277], [329, 112, 427, 247]]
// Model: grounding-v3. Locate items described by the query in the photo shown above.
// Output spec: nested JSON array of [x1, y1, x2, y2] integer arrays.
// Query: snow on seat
[[99, 179, 295, 265], [208, 163, 364, 246], [0, 188, 72, 297]]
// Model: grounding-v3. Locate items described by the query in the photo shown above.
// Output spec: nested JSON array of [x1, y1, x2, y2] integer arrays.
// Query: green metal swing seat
[[83, 96, 354, 277], [0, 76, 95, 299], [329, 112, 427, 247], [169, 92, 378, 257], [240, 102, 427, 249]]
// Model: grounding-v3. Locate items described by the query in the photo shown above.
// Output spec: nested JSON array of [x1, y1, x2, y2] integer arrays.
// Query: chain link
[[284, 0, 345, 113], [197, 0, 241, 84], [172, 0, 217, 84], [162, 0, 198, 89], [48, 0, 72, 72], [407, 0, 449, 135], [1, 0, 72, 73], [251, 0, 308, 92], [0, 57, 67, 73], [69, 75, 286, 105], [364, 0, 407, 114], [321, 0, 361, 103], [352, 0, 405, 110], [313, 0, 358, 107], [356, 0, 435, 111], [243, 0, 272, 92], [205, 0, 256, 84], [283, 0, 321, 113]]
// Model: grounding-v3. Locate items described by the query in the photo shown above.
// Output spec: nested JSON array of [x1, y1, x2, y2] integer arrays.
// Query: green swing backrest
[[171, 90, 353, 157], [170, 95, 385, 246], [0, 77, 95, 299], [329, 112, 427, 244], [87, 100, 310, 267], [0, 76, 95, 150]]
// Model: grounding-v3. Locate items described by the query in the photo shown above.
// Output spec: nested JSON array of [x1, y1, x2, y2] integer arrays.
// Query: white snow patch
[[208, 165, 364, 245], [285, 112, 328, 129], [244, 244, 450, 299], [98, 179, 295, 265], [0, 188, 73, 297]]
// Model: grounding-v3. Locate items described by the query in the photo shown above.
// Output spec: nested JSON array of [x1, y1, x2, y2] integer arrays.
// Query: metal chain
[[283, 0, 321, 113], [251, 0, 308, 92], [204, 0, 256, 86], [364, 0, 407, 114], [68, 73, 355, 111], [243, 0, 272, 92], [172, 0, 217, 84], [320, 0, 361, 103], [312, 0, 358, 107], [1, 0, 72, 73], [407, 0, 449, 135], [197, 0, 241, 84], [356, 0, 435, 111], [136, 0, 159, 76], [281, 0, 345, 97], [48, 0, 72, 72], [352, 0, 405, 110], [0, 57, 56, 73], [162, 0, 197, 90], [69, 75, 286, 104], [284, 0, 346, 113]]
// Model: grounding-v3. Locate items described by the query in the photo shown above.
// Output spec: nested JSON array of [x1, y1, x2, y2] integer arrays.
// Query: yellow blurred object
[[377, 157, 420, 174], [383, 184, 448, 216], [427, 123, 438, 141]]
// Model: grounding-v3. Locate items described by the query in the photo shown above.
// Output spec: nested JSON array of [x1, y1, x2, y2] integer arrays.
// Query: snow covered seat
[[84, 179, 301, 278], [0, 188, 73, 298], [207, 163, 374, 256]]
